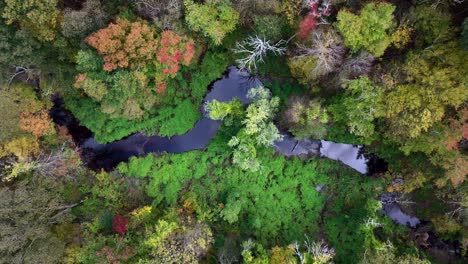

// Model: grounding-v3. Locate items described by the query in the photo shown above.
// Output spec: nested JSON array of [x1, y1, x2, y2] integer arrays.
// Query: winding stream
[[51, 67, 385, 174]]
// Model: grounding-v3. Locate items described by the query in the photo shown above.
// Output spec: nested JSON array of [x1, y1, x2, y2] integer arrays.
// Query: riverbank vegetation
[[0, 0, 467, 263]]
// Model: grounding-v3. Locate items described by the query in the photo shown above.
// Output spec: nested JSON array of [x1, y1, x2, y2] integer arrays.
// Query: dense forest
[[0, 0, 467, 263]]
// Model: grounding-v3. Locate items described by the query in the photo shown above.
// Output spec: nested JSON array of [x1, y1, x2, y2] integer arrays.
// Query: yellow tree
[[2, 0, 60, 41]]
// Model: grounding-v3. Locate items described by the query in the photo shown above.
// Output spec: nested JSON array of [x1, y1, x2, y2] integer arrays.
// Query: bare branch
[[292, 241, 305, 264], [233, 36, 287, 72]]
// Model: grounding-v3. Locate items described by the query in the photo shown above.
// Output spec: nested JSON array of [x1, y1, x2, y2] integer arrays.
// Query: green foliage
[[79, 171, 127, 215], [65, 96, 155, 143], [361, 242, 430, 264], [264, 80, 305, 105], [74, 50, 157, 120], [288, 55, 318, 85], [119, 134, 328, 244], [118, 154, 156, 178], [255, 53, 294, 82], [159, 99, 201, 136], [252, 15, 286, 41], [330, 77, 384, 140], [1, 1, 466, 262], [76, 208, 213, 263], [336, 2, 396, 57], [184, 0, 240, 45], [206, 99, 243, 123], [228, 86, 283, 171], [241, 239, 269, 264], [409, 5, 452, 47], [205, 87, 284, 171], [68, 51, 229, 143], [323, 164, 386, 263], [189, 51, 230, 102], [0, 84, 34, 144], [0, 24, 41, 78], [461, 18, 468, 50]]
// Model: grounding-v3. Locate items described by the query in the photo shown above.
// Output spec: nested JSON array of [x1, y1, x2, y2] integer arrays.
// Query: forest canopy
[[0, 0, 467, 263]]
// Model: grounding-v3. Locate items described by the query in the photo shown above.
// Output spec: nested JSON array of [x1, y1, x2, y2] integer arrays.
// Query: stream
[[50, 66, 461, 260], [51, 66, 386, 174]]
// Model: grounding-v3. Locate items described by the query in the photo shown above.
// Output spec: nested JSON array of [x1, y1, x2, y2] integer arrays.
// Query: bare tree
[[233, 36, 287, 72], [131, 0, 162, 18], [295, 28, 345, 78], [7, 66, 40, 86], [338, 51, 375, 86], [294, 235, 335, 264], [430, 0, 464, 9], [131, 0, 183, 30], [293, 241, 306, 264]]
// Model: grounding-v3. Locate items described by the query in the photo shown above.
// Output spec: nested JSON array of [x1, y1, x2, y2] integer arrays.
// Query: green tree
[[330, 77, 384, 140], [206, 86, 283, 171], [361, 242, 430, 264], [205, 98, 243, 124], [118, 139, 328, 245], [336, 2, 396, 57], [184, 0, 240, 45], [0, 24, 42, 79], [408, 5, 451, 47], [252, 15, 286, 41], [229, 86, 283, 171]]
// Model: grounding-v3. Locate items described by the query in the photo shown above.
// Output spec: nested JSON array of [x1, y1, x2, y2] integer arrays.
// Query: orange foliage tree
[[85, 19, 159, 71], [85, 19, 195, 94], [19, 110, 55, 137]]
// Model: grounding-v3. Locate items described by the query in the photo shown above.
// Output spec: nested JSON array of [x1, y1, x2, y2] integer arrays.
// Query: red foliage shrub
[[112, 215, 130, 234], [299, 14, 318, 39]]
